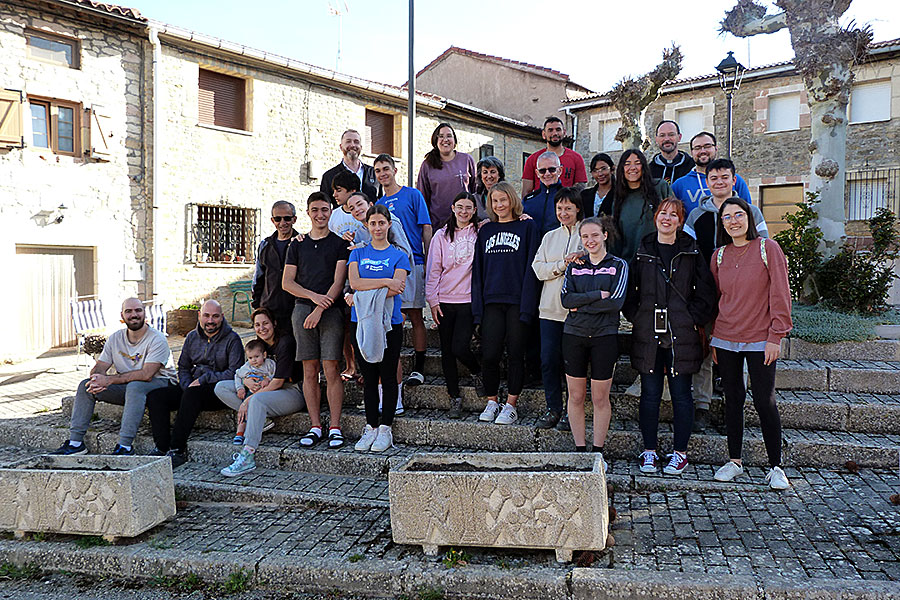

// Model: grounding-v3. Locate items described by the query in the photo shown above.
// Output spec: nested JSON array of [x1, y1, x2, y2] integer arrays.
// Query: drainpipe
[[148, 26, 162, 301], [564, 107, 577, 150]]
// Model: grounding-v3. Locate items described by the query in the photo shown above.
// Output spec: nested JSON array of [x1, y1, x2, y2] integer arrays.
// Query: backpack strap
[[759, 238, 768, 269], [715, 246, 725, 267]]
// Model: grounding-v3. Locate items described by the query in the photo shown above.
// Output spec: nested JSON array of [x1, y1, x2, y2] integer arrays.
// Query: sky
[[125, 0, 899, 95]]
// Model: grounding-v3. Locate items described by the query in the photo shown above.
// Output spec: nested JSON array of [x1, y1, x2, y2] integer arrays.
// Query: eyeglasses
[[591, 166, 610, 173], [272, 216, 296, 222], [691, 143, 716, 151], [721, 212, 747, 223], [537, 167, 559, 175]]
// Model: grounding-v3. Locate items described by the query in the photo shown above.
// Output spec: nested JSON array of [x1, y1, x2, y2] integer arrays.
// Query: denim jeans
[[639, 346, 694, 452], [539, 318, 565, 412], [69, 377, 170, 447]]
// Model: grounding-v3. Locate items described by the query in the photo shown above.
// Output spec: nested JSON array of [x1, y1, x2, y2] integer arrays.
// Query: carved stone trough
[[0, 455, 176, 542], [389, 452, 608, 562]]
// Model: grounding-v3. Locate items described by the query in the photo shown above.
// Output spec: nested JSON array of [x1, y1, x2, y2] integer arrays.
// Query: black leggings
[[717, 348, 783, 467], [352, 323, 403, 427], [438, 303, 481, 398], [480, 303, 527, 397], [146, 383, 225, 452]]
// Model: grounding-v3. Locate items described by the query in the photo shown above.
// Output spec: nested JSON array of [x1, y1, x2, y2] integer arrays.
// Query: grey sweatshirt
[[353, 288, 393, 363]]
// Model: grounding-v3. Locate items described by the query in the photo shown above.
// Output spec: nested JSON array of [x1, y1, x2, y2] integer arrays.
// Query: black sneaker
[[405, 371, 425, 387], [535, 409, 562, 429], [447, 397, 464, 420], [693, 408, 710, 433], [147, 447, 166, 457], [49, 441, 88, 456], [556, 414, 571, 432], [471, 374, 486, 398], [166, 449, 187, 468], [112, 444, 134, 456]]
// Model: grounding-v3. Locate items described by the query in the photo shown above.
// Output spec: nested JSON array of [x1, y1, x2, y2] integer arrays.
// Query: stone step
[[11, 409, 900, 470], [784, 337, 900, 361], [776, 359, 900, 393]]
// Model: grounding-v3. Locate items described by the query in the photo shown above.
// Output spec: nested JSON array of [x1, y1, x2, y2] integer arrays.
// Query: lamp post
[[715, 51, 746, 158]]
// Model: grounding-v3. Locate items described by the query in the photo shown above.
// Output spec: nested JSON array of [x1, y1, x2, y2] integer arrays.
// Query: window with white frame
[[850, 80, 892, 124], [767, 93, 801, 132], [675, 107, 704, 141], [589, 114, 622, 153]]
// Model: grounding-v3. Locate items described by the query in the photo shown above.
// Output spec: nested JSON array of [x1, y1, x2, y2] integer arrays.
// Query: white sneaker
[[766, 466, 790, 490], [378, 383, 404, 416], [598, 452, 609, 474], [494, 403, 518, 425], [479, 400, 500, 422], [370, 425, 393, 452], [354, 425, 378, 451], [714, 461, 744, 482], [262, 418, 275, 433]]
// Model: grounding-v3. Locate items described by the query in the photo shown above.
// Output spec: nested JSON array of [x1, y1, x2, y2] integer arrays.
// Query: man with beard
[[146, 300, 244, 467], [320, 129, 381, 204], [521, 117, 587, 197], [52, 298, 175, 456], [252, 201, 301, 333], [671, 131, 752, 214], [649, 120, 695, 184]]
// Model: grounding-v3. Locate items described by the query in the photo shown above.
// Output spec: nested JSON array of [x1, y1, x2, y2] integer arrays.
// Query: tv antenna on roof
[[328, 0, 350, 71]]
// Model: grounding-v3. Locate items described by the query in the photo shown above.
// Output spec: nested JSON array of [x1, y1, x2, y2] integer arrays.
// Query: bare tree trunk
[[722, 0, 870, 257]]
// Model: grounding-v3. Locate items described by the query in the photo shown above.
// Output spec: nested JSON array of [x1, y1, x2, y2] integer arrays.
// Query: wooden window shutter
[[86, 104, 112, 160], [0, 89, 24, 148], [365, 109, 393, 156], [198, 69, 246, 130]]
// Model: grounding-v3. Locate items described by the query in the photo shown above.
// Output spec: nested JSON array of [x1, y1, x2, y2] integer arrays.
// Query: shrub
[[773, 191, 823, 301]]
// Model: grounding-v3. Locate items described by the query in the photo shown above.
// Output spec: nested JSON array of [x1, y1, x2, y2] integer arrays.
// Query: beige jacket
[[532, 223, 583, 322]]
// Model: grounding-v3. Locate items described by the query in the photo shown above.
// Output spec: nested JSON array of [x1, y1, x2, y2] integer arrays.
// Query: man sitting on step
[[52, 297, 175, 456]]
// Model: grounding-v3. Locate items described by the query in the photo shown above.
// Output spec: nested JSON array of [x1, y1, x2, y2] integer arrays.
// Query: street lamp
[[715, 51, 746, 158]]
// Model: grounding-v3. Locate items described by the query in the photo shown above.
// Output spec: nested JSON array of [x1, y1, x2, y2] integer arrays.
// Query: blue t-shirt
[[377, 186, 431, 265], [349, 244, 411, 325]]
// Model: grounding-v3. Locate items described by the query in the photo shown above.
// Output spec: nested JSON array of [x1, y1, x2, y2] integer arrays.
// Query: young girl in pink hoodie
[[425, 192, 483, 418]]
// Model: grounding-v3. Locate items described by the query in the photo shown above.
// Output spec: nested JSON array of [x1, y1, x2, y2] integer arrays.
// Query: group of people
[[52, 116, 793, 490]]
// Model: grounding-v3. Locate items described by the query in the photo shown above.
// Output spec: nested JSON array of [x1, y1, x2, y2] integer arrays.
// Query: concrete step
[[11, 409, 900, 470]]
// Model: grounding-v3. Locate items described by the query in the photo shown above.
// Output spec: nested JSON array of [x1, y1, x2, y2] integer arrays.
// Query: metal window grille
[[845, 167, 900, 221], [186, 204, 259, 264]]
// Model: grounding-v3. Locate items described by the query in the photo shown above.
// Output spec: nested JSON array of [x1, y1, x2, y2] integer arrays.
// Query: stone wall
[[153, 41, 541, 310], [0, 3, 147, 359]]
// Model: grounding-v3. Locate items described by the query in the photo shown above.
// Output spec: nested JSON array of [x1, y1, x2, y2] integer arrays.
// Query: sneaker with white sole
[[378, 383, 405, 416], [405, 371, 425, 386], [220, 449, 256, 477], [494, 403, 518, 425], [766, 466, 790, 490], [370, 425, 393, 452], [50, 441, 88, 456], [262, 418, 275, 433], [639, 450, 659, 473], [714, 461, 744, 482], [354, 425, 378, 451], [663, 452, 689, 475], [479, 400, 500, 422]]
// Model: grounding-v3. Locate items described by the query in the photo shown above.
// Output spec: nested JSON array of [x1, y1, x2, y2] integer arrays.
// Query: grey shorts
[[292, 303, 344, 362], [401, 264, 426, 310]]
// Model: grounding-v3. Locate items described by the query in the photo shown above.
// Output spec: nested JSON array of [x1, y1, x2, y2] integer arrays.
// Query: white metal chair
[[145, 302, 168, 336], [70, 297, 107, 369]]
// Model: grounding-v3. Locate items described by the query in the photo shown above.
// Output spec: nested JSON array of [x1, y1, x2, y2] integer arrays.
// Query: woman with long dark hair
[[581, 153, 615, 218], [472, 182, 540, 426], [611, 149, 672, 263], [425, 192, 483, 418], [416, 122, 476, 227], [623, 198, 716, 475], [710, 197, 792, 490]]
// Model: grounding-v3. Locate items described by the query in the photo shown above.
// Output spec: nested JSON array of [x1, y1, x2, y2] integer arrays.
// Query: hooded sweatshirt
[[650, 151, 695, 184], [683, 194, 768, 264], [671, 169, 752, 214], [425, 222, 478, 306], [177, 320, 245, 390], [532, 223, 582, 322]]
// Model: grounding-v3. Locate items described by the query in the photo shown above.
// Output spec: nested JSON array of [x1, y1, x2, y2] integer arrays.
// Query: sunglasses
[[272, 216, 296, 222], [537, 167, 559, 175]]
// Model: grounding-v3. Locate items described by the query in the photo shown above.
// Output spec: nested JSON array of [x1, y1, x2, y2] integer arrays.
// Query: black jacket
[[622, 231, 717, 375], [320, 161, 381, 204], [251, 229, 298, 324], [580, 185, 614, 218]]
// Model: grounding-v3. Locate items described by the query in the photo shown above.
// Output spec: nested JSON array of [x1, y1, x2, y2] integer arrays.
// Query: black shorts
[[562, 333, 618, 380]]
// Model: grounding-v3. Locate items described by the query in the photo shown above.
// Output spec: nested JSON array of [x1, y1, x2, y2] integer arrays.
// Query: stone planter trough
[[389, 452, 608, 562], [0, 455, 176, 541]]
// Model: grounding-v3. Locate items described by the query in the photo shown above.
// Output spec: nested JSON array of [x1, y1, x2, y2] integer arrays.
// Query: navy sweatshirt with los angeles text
[[472, 219, 540, 325]]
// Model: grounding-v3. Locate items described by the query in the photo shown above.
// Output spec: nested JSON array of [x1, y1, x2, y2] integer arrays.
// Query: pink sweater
[[425, 223, 478, 305], [711, 238, 793, 345]]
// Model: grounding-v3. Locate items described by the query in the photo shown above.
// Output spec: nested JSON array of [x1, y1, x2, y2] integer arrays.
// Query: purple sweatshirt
[[425, 223, 478, 306], [416, 152, 476, 227]]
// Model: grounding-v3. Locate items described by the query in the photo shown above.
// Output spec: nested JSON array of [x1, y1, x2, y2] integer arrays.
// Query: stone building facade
[[0, 0, 149, 359], [563, 39, 900, 237], [0, 1, 541, 360], [415, 47, 592, 130]]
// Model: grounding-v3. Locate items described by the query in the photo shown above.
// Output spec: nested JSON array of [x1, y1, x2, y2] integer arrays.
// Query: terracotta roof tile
[[65, 0, 145, 21]]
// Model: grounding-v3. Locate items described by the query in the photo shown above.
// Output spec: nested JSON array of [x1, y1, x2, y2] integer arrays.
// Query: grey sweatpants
[[69, 377, 171, 447], [214, 380, 304, 449]]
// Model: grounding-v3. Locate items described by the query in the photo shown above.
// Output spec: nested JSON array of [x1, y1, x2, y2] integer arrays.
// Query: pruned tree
[[722, 0, 871, 256], [610, 45, 683, 151]]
